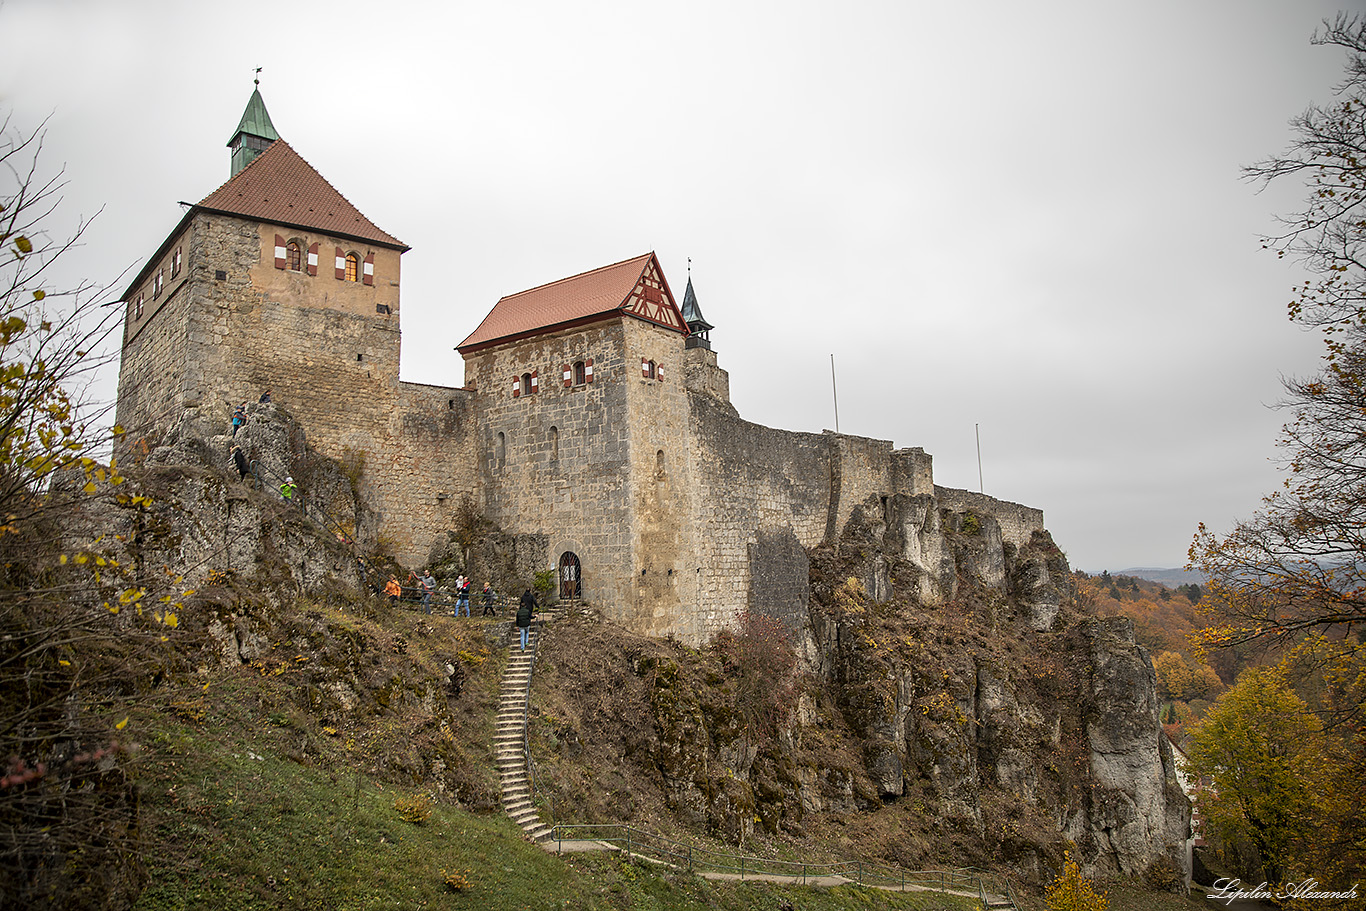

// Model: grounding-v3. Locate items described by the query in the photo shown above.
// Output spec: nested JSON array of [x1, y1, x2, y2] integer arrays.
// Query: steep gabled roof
[[197, 140, 407, 250], [457, 252, 688, 354]]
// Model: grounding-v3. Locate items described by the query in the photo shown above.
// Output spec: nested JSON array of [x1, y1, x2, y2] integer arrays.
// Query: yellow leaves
[[12, 235, 32, 254], [31, 289, 44, 301], [115, 717, 128, 730], [81, 481, 97, 495]]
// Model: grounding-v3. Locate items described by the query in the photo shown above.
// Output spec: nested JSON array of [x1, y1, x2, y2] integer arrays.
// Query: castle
[[115, 88, 1047, 644]]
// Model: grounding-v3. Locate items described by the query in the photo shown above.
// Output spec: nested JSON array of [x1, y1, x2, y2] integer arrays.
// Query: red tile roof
[[458, 252, 683, 353], [196, 140, 407, 250]]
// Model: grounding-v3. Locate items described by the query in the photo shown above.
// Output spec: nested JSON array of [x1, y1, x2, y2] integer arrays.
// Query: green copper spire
[[227, 79, 280, 177]]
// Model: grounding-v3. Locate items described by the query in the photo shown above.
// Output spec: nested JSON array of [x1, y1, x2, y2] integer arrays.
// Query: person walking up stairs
[[496, 608, 553, 842]]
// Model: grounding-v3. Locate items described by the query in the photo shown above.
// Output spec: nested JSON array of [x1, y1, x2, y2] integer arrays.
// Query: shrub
[[1046, 851, 1108, 911], [393, 793, 432, 824]]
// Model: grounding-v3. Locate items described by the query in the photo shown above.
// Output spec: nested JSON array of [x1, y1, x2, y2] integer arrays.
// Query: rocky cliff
[[531, 492, 1190, 887]]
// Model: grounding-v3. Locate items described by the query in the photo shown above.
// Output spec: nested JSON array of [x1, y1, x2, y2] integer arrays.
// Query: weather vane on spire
[[254, 66, 262, 87]]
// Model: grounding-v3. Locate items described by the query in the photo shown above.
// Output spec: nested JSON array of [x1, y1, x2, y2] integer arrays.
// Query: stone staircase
[[496, 613, 553, 842]]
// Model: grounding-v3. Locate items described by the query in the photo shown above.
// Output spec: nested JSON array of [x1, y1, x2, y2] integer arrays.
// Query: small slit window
[[345, 253, 360, 282], [286, 241, 302, 272], [550, 426, 559, 461], [496, 431, 506, 461]]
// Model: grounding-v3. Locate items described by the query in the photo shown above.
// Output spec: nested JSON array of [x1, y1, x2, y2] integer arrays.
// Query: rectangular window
[[171, 247, 182, 277], [134, 293, 144, 320], [153, 268, 164, 298]]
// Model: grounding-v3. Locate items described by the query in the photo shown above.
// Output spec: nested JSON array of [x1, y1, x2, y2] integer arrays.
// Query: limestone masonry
[[115, 89, 1046, 645]]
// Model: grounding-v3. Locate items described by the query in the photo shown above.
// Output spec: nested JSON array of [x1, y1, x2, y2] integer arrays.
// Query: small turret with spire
[[680, 262, 714, 351], [227, 69, 280, 177]]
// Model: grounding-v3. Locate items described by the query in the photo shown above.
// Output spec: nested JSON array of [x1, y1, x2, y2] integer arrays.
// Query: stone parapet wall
[[933, 485, 1044, 549]]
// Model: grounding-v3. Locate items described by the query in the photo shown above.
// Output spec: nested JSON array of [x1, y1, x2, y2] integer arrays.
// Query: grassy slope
[[122, 598, 981, 911], [130, 722, 980, 910]]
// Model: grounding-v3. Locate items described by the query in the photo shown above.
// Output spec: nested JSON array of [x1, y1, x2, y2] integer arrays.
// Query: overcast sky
[[1, 0, 1354, 572]]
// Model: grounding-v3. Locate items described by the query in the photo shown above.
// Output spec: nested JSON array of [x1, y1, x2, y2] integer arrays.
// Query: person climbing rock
[[258, 389, 272, 403], [231, 444, 249, 481], [280, 476, 297, 501], [516, 589, 537, 651], [230, 403, 248, 437]]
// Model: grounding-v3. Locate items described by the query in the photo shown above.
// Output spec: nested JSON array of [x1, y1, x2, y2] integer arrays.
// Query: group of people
[[233, 388, 541, 647], [380, 571, 539, 648]]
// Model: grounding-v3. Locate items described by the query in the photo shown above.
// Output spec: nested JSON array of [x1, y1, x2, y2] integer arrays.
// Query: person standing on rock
[[280, 476, 297, 501], [231, 445, 250, 482], [481, 582, 497, 616], [385, 575, 402, 607], [516, 589, 537, 651], [258, 389, 272, 404]]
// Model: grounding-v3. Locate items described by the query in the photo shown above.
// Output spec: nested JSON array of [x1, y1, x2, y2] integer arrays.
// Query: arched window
[[550, 426, 559, 462], [345, 252, 360, 282], [574, 361, 586, 385], [286, 241, 302, 272], [656, 449, 666, 479], [521, 372, 533, 396], [495, 431, 506, 461]]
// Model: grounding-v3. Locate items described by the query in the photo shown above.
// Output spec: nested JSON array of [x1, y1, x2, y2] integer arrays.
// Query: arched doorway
[[558, 552, 581, 600]]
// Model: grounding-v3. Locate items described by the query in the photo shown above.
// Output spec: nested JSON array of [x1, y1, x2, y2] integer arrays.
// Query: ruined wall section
[[681, 344, 730, 404], [463, 321, 636, 618], [933, 485, 1044, 550]]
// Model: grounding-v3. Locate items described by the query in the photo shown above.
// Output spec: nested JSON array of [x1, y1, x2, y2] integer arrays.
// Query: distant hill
[[1115, 567, 1208, 587]]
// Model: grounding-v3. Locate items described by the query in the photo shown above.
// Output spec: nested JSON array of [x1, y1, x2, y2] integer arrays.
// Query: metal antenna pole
[[976, 423, 984, 493], [830, 355, 840, 433]]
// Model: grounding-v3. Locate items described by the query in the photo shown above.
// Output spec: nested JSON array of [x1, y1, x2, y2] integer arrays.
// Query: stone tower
[[115, 88, 475, 564], [457, 253, 701, 635]]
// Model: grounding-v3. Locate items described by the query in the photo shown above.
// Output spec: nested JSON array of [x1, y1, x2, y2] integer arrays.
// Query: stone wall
[[933, 485, 1044, 549], [686, 394, 833, 641]]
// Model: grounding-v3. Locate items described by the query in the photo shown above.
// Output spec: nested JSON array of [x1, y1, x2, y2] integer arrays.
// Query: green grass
[[131, 719, 979, 910]]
